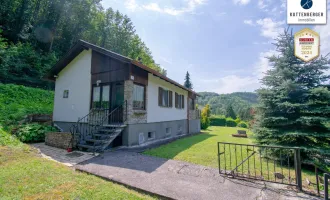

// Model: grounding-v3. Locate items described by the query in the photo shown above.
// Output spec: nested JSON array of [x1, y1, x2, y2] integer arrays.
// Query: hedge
[[210, 116, 226, 126], [226, 118, 237, 127]]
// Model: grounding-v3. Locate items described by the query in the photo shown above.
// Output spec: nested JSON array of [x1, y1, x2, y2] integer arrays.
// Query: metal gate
[[217, 142, 302, 190]]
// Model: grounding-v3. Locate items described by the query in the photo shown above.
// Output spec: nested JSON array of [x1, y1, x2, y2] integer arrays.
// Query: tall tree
[[0, 0, 164, 88], [184, 71, 193, 89], [253, 29, 330, 165]]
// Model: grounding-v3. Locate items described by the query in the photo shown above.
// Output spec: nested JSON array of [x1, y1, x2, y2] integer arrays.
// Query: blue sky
[[101, 0, 330, 94]]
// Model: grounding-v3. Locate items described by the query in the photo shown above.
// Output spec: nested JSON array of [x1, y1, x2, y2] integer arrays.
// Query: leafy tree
[[253, 29, 330, 165], [201, 104, 211, 130], [225, 104, 237, 119], [0, 0, 164, 88], [184, 71, 193, 89]]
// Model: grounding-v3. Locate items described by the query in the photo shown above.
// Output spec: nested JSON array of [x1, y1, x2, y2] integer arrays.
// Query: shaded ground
[[32, 143, 96, 166], [76, 150, 318, 200]]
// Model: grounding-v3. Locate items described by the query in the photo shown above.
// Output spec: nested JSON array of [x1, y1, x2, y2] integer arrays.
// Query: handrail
[[69, 100, 127, 151], [90, 100, 127, 152]]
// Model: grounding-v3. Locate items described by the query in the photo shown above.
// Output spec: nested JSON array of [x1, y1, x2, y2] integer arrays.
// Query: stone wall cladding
[[45, 132, 72, 149], [124, 80, 147, 124]]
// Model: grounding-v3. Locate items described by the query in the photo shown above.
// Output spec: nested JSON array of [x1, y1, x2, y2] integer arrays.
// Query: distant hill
[[197, 92, 258, 120]]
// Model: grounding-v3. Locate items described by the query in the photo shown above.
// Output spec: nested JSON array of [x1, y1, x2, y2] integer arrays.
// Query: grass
[[144, 126, 324, 194], [0, 129, 155, 200], [0, 84, 54, 129]]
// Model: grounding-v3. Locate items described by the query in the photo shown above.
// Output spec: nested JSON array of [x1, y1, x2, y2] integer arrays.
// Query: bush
[[226, 118, 237, 127], [15, 123, 57, 143], [237, 122, 248, 128], [201, 104, 211, 130], [234, 117, 241, 124], [210, 115, 226, 126]]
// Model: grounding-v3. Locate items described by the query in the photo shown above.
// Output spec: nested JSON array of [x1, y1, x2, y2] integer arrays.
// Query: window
[[92, 86, 101, 108], [158, 87, 172, 107], [148, 131, 155, 140], [166, 128, 171, 136], [175, 93, 185, 109], [133, 84, 145, 110], [63, 90, 69, 98], [189, 98, 195, 110]]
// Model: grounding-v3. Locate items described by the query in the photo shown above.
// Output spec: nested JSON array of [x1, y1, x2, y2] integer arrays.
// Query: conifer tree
[[253, 29, 330, 164], [184, 71, 193, 89], [225, 104, 237, 119]]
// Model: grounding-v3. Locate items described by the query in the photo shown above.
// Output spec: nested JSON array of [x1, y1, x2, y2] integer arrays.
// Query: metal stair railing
[[90, 100, 127, 152], [69, 100, 127, 151]]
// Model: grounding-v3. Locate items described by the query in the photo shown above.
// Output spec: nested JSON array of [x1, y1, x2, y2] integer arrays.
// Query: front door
[[110, 82, 124, 123]]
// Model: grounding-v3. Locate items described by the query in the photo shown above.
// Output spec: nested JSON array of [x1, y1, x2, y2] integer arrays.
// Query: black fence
[[217, 142, 302, 190]]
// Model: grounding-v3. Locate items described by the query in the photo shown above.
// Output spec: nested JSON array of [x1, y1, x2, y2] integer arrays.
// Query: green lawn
[[144, 127, 253, 168], [0, 129, 155, 200], [144, 126, 321, 193]]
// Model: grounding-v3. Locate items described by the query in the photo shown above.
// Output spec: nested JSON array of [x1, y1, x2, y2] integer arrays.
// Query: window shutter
[[182, 95, 185, 109], [175, 93, 178, 108], [169, 91, 173, 107], [158, 87, 162, 106]]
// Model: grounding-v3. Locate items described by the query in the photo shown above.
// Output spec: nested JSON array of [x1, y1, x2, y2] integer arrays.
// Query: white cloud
[[233, 0, 251, 5], [126, 0, 207, 16], [199, 75, 259, 93], [256, 18, 284, 39], [253, 50, 279, 79], [258, 0, 267, 9], [125, 0, 139, 11], [314, 19, 330, 56], [243, 20, 254, 26]]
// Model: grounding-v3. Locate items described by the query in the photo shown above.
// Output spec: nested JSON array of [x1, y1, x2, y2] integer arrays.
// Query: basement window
[[148, 131, 155, 140], [63, 90, 69, 98], [166, 128, 172, 136]]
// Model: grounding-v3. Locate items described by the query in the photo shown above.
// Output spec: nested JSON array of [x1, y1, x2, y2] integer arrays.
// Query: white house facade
[[45, 40, 200, 150]]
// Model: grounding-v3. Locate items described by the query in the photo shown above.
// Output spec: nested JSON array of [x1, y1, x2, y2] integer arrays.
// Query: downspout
[[187, 95, 190, 134]]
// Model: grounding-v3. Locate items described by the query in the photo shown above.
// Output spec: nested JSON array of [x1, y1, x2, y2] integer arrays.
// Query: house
[[45, 40, 200, 151]]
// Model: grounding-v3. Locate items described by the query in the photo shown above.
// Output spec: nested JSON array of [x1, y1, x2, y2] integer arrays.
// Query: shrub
[[15, 123, 57, 143], [237, 122, 248, 128], [234, 117, 241, 124], [210, 115, 226, 126], [226, 118, 237, 127], [201, 104, 211, 130]]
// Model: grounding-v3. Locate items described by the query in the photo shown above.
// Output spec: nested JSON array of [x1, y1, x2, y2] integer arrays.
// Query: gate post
[[325, 173, 329, 200], [294, 148, 302, 191]]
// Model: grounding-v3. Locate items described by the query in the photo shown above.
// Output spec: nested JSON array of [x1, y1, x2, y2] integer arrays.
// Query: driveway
[[75, 151, 319, 200]]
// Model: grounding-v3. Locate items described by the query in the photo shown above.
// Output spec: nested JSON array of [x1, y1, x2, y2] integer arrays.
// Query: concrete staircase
[[77, 124, 126, 152]]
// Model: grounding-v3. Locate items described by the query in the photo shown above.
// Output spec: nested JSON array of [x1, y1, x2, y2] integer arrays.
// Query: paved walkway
[[31, 143, 97, 167], [75, 151, 319, 200]]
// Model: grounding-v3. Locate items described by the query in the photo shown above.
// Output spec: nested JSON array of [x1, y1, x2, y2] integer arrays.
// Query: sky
[[101, 0, 330, 94]]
